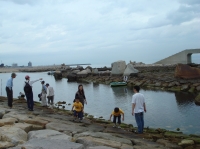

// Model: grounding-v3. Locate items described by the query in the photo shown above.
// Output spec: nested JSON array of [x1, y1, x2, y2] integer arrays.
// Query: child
[[71, 98, 83, 122], [110, 107, 124, 128]]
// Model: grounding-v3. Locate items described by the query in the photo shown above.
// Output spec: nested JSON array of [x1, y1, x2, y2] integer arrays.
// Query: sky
[[0, 0, 200, 66]]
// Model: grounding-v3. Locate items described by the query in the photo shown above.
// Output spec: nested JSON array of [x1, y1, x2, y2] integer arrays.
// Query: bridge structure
[[155, 49, 200, 64]]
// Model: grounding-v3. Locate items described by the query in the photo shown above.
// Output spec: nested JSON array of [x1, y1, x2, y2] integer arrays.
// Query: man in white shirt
[[46, 83, 54, 106], [132, 86, 146, 134]]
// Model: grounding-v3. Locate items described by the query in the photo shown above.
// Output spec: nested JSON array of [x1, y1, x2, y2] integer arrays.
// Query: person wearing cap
[[45, 83, 54, 107], [24, 75, 42, 111], [6, 73, 16, 108], [41, 81, 47, 107]]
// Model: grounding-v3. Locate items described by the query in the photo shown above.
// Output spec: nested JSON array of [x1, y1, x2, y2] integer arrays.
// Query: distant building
[[0, 63, 4, 67], [28, 62, 32, 67], [12, 63, 18, 67]]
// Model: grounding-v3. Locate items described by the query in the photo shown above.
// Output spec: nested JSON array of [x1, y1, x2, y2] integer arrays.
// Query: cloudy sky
[[0, 0, 200, 66]]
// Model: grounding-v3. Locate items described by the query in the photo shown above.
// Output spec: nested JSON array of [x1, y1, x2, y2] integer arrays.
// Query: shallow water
[[0, 72, 200, 134]]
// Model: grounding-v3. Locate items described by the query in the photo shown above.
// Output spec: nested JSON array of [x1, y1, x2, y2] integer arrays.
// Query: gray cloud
[[0, 0, 199, 66]]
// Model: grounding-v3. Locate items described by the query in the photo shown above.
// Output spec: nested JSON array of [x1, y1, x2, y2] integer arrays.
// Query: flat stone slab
[[76, 136, 122, 148], [28, 129, 71, 140], [13, 123, 33, 133], [0, 117, 17, 126], [14, 138, 84, 149]]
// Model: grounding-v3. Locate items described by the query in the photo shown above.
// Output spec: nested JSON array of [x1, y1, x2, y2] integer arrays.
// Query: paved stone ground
[[0, 96, 199, 149]]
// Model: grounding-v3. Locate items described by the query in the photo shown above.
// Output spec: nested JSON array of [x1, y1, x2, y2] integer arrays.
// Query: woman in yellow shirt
[[110, 107, 124, 128]]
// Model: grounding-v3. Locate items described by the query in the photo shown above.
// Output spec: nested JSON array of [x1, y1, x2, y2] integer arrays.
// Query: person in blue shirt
[[6, 73, 16, 108]]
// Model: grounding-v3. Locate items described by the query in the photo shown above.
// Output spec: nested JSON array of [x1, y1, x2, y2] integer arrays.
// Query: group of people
[[6, 73, 55, 111], [6, 73, 147, 134]]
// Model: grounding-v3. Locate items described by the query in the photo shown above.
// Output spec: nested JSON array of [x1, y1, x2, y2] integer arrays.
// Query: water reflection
[[175, 92, 196, 105], [111, 87, 128, 97]]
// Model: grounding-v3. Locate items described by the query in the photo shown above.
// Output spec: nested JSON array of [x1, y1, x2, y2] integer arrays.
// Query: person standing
[[132, 86, 146, 134], [24, 75, 42, 111], [6, 73, 16, 108], [46, 83, 54, 106], [75, 85, 87, 108], [41, 81, 47, 106]]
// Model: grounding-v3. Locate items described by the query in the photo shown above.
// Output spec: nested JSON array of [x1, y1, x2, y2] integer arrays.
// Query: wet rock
[[123, 63, 139, 76], [157, 139, 182, 149], [181, 84, 189, 91], [67, 73, 77, 81], [188, 87, 195, 92], [54, 71, 62, 79], [0, 126, 27, 145], [168, 86, 181, 91], [162, 83, 169, 87], [154, 82, 162, 87], [175, 64, 200, 79], [168, 82, 176, 87], [164, 131, 189, 139], [111, 60, 126, 75], [195, 94, 200, 105], [196, 86, 200, 91], [178, 139, 194, 146]]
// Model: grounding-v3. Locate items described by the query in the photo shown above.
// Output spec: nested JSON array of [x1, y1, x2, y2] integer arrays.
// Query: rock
[[175, 64, 200, 79], [0, 126, 27, 145], [181, 84, 189, 91], [77, 70, 88, 77], [76, 136, 122, 148], [13, 123, 33, 133], [16, 138, 84, 149], [0, 117, 17, 127], [24, 118, 49, 128], [196, 86, 200, 91], [0, 110, 5, 119], [54, 71, 62, 79], [195, 94, 200, 105], [67, 73, 77, 81], [164, 131, 189, 139], [154, 82, 162, 87], [92, 68, 99, 75], [46, 122, 88, 134], [72, 70, 80, 74], [168, 82, 176, 87], [86, 68, 92, 74], [111, 60, 126, 75], [178, 139, 194, 146], [28, 129, 71, 140], [157, 139, 182, 149], [76, 65, 84, 71], [0, 141, 15, 149], [123, 63, 139, 76], [74, 131, 132, 145], [88, 146, 115, 149]]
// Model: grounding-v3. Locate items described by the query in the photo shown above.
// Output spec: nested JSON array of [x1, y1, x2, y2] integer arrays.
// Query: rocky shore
[[0, 96, 200, 149]]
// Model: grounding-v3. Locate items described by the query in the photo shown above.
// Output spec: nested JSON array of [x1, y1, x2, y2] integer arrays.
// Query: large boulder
[[0, 126, 27, 145], [54, 71, 62, 79], [123, 63, 139, 76], [175, 64, 200, 79], [86, 68, 92, 74], [67, 73, 77, 81], [111, 61, 126, 75], [92, 68, 99, 75], [77, 70, 88, 77]]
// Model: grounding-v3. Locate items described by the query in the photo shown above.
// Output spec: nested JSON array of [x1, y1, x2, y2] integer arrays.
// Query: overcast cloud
[[0, 0, 200, 66]]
